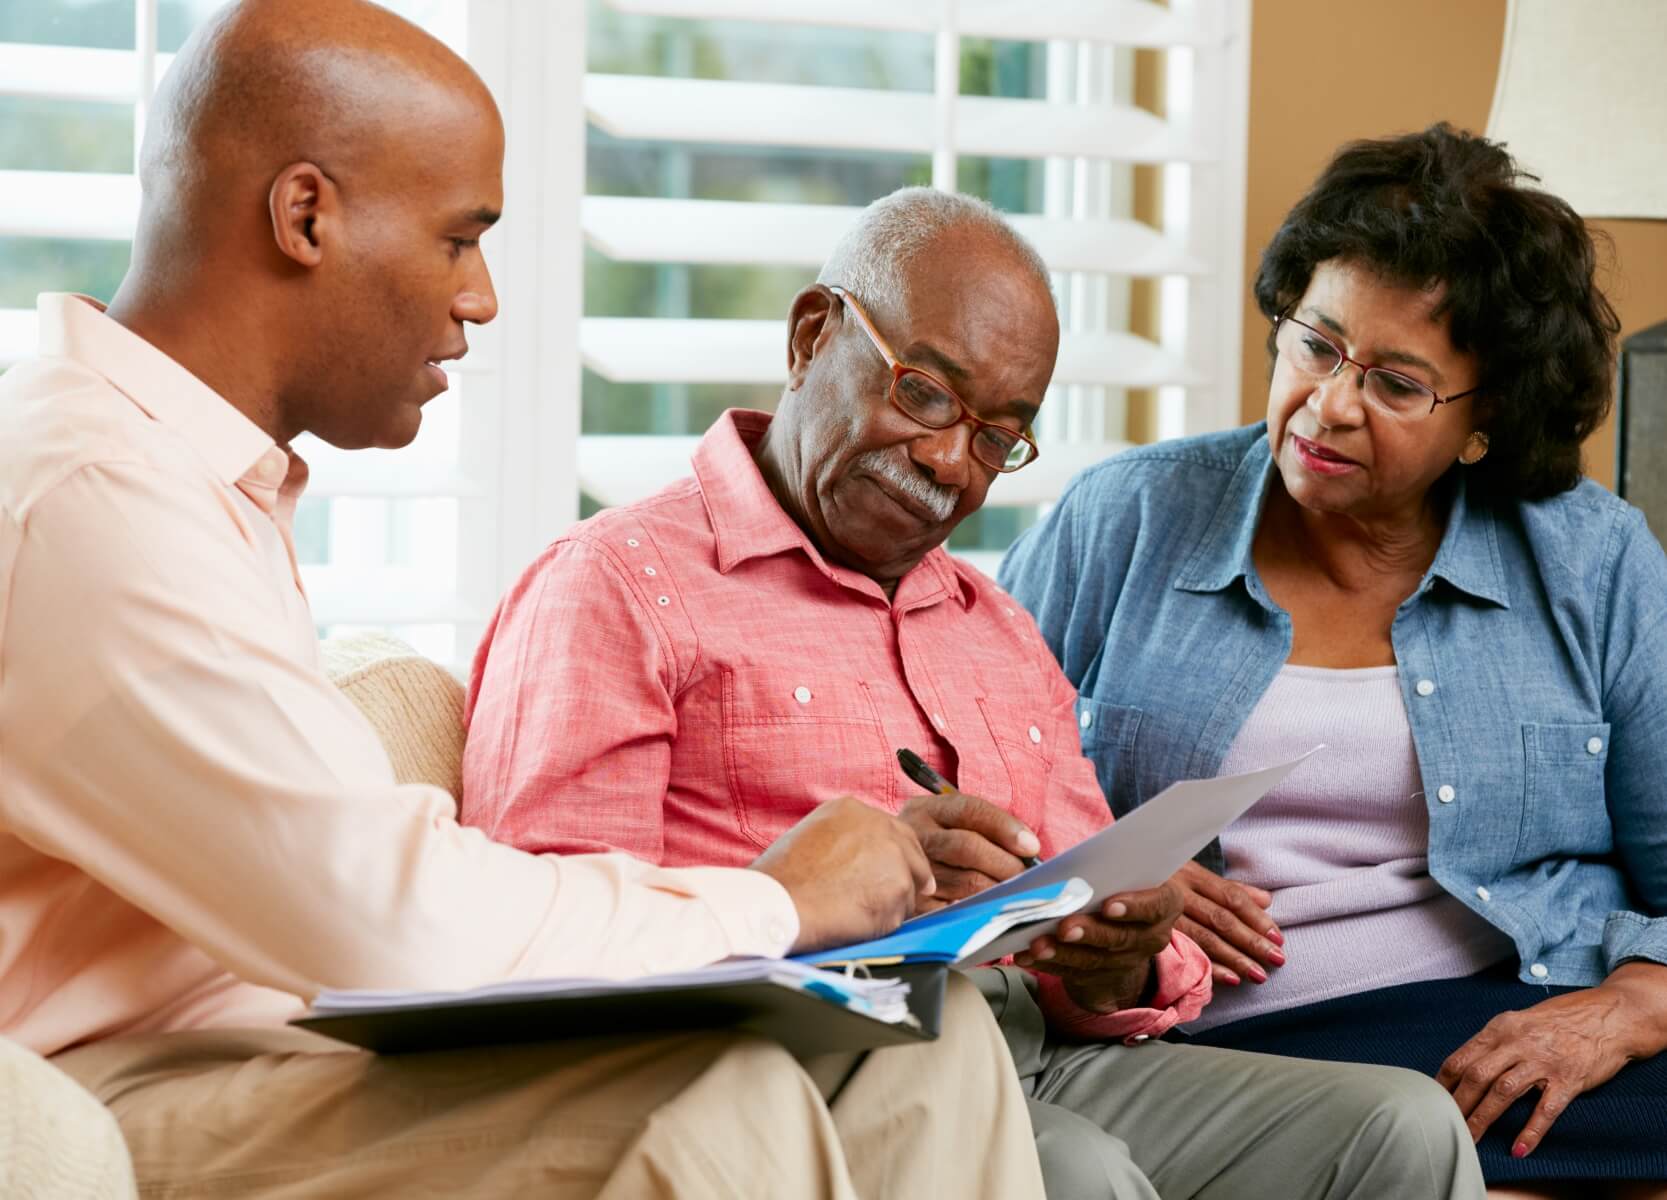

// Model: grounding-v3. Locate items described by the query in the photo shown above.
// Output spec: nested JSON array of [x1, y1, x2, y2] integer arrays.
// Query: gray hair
[[816, 187, 1053, 313]]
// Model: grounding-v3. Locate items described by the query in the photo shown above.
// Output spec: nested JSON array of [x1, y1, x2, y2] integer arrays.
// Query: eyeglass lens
[[1276, 318, 1437, 415], [893, 370, 1034, 470]]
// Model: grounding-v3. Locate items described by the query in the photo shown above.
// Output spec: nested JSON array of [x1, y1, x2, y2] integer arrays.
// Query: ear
[[785, 284, 841, 391], [268, 162, 338, 269]]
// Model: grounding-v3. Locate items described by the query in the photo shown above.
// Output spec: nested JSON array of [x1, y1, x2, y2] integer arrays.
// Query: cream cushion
[[319, 631, 466, 809], [3, 1037, 136, 1199]]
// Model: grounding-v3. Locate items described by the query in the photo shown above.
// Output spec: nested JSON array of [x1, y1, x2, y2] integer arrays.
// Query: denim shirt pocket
[[1517, 721, 1614, 862], [718, 667, 893, 851], [1076, 697, 1145, 818]]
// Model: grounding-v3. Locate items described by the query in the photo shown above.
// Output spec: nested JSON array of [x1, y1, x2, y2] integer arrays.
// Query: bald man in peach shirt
[[0, 2, 1045, 1196]]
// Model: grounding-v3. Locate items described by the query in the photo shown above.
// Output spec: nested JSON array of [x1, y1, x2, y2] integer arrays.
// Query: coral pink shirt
[[463, 409, 1210, 1041], [0, 297, 798, 1057]]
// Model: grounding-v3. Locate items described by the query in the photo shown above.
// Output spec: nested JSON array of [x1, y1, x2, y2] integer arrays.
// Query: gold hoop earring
[[1459, 432, 1489, 466]]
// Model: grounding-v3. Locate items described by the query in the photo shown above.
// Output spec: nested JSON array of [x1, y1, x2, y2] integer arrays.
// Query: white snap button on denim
[[1587, 737, 1603, 754], [643, 566, 656, 577], [1080, 710, 1093, 730], [1415, 679, 1435, 697], [626, 538, 640, 548], [794, 686, 812, 704], [1437, 785, 1456, 803], [656, 595, 670, 606], [1529, 963, 1549, 979], [1476, 886, 1491, 902], [1028, 725, 1042, 744]]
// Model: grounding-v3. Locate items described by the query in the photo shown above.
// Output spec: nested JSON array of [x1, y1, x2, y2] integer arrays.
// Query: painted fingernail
[[1266, 948, 1286, 966], [1062, 926, 1084, 942], [1512, 1142, 1530, 1159], [1247, 965, 1268, 983], [1104, 901, 1128, 918], [1266, 927, 1285, 945], [1221, 971, 1241, 986]]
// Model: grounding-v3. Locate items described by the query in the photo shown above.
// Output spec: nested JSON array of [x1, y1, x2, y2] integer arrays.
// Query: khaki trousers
[[976, 966, 1487, 1200], [53, 971, 1043, 1199]]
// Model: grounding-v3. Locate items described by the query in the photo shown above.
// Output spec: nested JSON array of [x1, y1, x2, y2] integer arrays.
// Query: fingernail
[[1266, 927, 1284, 945], [1104, 901, 1128, 918], [1512, 1142, 1530, 1159], [1016, 953, 1034, 967], [1062, 926, 1084, 943], [1016, 831, 1041, 855], [1247, 965, 1268, 983], [1036, 946, 1055, 961], [922, 877, 936, 894], [1266, 948, 1286, 966], [1221, 971, 1241, 986]]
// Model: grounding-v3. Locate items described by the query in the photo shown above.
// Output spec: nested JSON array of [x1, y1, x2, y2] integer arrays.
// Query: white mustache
[[851, 448, 959, 521]]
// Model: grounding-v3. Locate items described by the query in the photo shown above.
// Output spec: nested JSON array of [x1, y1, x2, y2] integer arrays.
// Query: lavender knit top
[[1182, 664, 1515, 1033]]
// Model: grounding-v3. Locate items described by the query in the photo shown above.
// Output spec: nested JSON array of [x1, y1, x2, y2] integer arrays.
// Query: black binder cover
[[295, 965, 945, 1058]]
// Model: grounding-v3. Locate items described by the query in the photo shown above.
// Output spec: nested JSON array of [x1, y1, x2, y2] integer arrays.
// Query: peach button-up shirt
[[0, 295, 798, 1057]]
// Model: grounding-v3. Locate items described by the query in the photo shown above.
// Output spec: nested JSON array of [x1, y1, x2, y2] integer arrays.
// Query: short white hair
[[816, 186, 1052, 314]]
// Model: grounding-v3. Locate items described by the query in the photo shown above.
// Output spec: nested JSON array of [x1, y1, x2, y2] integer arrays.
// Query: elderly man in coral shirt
[[463, 189, 1486, 1200]]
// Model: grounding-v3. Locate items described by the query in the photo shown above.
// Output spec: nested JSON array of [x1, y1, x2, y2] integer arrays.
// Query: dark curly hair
[[1253, 123, 1620, 499]]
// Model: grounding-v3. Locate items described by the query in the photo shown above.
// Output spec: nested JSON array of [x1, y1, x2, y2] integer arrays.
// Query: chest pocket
[[719, 667, 893, 851], [1076, 698, 1145, 819], [1517, 721, 1612, 861], [972, 697, 1053, 833]]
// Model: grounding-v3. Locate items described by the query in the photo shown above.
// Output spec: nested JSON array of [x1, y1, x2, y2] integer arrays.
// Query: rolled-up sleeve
[[0, 462, 797, 1002]]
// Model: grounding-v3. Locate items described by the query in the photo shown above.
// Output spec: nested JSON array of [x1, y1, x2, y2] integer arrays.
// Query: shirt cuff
[[1034, 931, 1213, 1044], [1604, 910, 1667, 973], [655, 864, 801, 958]]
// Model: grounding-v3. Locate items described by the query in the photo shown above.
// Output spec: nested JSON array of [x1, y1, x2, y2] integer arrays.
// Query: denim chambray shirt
[[998, 423, 1667, 988]]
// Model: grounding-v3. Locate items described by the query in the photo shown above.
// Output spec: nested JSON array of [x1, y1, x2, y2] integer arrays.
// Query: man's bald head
[[112, 0, 503, 452], [139, 0, 496, 259]]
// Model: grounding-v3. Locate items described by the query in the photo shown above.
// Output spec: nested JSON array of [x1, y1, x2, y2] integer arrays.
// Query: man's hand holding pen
[[896, 790, 1042, 910]]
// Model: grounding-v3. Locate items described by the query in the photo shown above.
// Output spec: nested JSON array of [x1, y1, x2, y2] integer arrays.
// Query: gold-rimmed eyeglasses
[[1274, 312, 1483, 418], [829, 285, 1040, 473]]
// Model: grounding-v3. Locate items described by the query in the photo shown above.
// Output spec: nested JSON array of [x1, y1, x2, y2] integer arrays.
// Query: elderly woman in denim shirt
[[1002, 124, 1667, 1198]]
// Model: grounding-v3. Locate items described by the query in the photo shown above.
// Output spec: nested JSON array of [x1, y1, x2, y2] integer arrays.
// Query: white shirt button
[[1028, 725, 1042, 744], [1004, 607, 1015, 618], [1476, 886, 1491, 902], [643, 566, 657, 577], [1130, 1034, 1150, 1043], [793, 686, 812, 704], [932, 713, 945, 728], [765, 918, 792, 946], [656, 595, 670, 606], [1079, 710, 1093, 730], [626, 538, 640, 547], [1529, 963, 1549, 979], [1437, 785, 1456, 804], [1415, 679, 1436, 697], [1587, 737, 1603, 755]]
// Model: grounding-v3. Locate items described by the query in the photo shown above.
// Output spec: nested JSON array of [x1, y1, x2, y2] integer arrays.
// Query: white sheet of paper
[[950, 745, 1325, 966]]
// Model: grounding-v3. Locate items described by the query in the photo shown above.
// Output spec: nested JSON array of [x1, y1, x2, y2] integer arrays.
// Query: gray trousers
[[972, 967, 1486, 1200]]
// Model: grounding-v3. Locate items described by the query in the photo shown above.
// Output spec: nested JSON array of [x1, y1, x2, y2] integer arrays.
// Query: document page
[[943, 745, 1324, 965]]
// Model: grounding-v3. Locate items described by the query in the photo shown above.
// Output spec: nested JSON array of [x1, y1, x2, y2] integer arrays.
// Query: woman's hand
[[1171, 861, 1285, 986], [1437, 963, 1667, 1158]]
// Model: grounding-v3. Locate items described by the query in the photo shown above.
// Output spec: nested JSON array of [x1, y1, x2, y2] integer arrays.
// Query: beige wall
[[1240, 0, 1667, 490]]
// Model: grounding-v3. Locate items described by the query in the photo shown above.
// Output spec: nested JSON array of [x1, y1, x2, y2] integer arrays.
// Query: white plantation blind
[[568, 0, 1249, 576]]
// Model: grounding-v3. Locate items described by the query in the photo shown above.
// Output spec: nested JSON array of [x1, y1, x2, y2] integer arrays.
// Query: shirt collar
[[1175, 425, 1510, 609], [37, 293, 278, 489], [692, 408, 976, 610]]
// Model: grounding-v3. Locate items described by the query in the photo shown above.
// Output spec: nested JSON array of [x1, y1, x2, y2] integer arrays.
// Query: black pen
[[895, 747, 1041, 870]]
